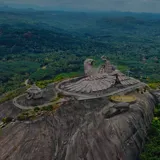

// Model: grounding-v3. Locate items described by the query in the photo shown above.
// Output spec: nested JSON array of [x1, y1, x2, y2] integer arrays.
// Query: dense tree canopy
[[0, 11, 160, 94]]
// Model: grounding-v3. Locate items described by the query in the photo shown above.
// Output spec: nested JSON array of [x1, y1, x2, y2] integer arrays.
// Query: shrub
[[148, 83, 160, 90], [57, 92, 64, 98], [17, 114, 26, 121], [2, 117, 13, 123], [41, 105, 53, 111], [34, 107, 40, 112], [154, 108, 160, 117], [0, 87, 27, 104], [140, 104, 160, 160]]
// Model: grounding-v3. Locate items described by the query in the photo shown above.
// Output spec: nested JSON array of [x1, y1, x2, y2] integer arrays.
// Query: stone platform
[[13, 84, 57, 110]]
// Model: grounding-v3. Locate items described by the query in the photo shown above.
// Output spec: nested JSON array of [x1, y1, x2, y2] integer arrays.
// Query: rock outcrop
[[0, 92, 157, 160], [0, 101, 21, 121], [151, 90, 160, 103]]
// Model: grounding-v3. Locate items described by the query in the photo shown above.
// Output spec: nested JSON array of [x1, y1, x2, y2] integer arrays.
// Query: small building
[[26, 84, 43, 100]]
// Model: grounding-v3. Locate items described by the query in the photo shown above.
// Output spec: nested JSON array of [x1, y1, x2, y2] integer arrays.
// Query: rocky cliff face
[[0, 92, 158, 160], [151, 90, 160, 103], [0, 101, 21, 121]]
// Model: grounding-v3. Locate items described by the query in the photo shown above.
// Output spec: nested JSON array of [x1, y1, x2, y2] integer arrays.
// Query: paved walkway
[[57, 82, 146, 100], [13, 90, 58, 110], [13, 82, 146, 110], [78, 82, 146, 100], [13, 95, 58, 110]]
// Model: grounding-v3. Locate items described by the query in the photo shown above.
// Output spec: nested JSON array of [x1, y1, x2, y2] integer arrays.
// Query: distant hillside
[[0, 10, 160, 94], [0, 24, 79, 56], [0, 23, 106, 57]]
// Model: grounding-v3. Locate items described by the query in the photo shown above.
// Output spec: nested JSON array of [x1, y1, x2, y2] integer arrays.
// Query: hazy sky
[[2, 0, 160, 13]]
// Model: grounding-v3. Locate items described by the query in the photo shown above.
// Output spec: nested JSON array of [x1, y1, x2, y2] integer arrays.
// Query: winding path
[[13, 95, 58, 110], [13, 82, 146, 110], [13, 89, 59, 110], [56, 81, 147, 100]]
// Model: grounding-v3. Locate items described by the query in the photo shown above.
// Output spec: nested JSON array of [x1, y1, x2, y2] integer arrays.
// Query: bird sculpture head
[[84, 59, 95, 76]]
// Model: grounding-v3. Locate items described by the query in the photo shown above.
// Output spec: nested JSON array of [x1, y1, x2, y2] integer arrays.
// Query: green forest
[[0, 11, 160, 94]]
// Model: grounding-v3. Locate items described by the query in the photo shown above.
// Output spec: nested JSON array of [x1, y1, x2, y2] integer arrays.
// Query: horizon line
[[1, 4, 160, 14]]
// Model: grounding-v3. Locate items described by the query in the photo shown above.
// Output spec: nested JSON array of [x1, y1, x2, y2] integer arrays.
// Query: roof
[[27, 84, 42, 94]]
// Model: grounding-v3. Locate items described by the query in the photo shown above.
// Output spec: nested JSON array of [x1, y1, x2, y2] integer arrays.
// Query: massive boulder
[[0, 92, 157, 160]]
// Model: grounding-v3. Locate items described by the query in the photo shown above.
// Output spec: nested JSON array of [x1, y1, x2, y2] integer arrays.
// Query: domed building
[[26, 84, 43, 100]]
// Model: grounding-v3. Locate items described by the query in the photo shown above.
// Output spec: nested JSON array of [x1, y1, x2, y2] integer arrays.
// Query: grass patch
[[2, 117, 13, 124], [36, 72, 81, 89], [110, 95, 136, 103], [148, 82, 160, 90], [0, 87, 27, 104], [17, 103, 61, 121]]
